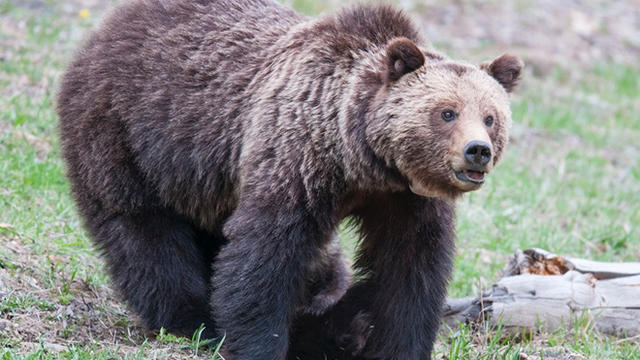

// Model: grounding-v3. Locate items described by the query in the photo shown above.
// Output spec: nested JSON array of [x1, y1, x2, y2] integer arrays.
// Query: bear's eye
[[484, 115, 494, 127], [441, 110, 456, 122]]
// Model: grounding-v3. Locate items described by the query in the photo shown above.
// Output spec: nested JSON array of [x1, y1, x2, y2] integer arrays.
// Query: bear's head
[[366, 37, 523, 199]]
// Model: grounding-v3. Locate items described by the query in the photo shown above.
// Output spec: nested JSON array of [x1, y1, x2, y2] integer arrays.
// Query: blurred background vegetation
[[0, 0, 638, 358]]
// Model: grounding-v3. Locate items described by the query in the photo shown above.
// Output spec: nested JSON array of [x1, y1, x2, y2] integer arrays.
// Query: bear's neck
[[263, 20, 411, 196]]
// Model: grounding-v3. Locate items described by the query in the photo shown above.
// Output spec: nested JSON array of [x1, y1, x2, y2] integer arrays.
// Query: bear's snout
[[463, 140, 492, 167], [450, 140, 494, 187]]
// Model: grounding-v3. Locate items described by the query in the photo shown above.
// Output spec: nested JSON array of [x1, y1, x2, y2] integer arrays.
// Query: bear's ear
[[385, 37, 425, 83], [480, 54, 524, 93]]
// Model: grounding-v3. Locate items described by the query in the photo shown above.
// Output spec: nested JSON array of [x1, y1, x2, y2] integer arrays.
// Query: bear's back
[[57, 0, 426, 229]]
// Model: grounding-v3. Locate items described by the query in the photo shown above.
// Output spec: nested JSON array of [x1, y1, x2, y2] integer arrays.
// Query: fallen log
[[442, 248, 640, 337]]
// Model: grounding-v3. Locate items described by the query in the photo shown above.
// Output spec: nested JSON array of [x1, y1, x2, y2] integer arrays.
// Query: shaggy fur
[[57, 0, 522, 358]]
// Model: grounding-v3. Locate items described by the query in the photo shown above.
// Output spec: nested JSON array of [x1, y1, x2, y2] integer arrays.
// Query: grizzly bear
[[57, 0, 522, 358]]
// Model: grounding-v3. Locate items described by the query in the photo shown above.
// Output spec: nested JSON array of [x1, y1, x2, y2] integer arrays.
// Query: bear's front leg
[[211, 195, 334, 359], [351, 192, 456, 359]]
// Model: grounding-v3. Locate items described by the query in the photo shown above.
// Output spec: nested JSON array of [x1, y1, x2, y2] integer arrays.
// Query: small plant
[[190, 323, 217, 357], [211, 333, 226, 360], [156, 327, 185, 344], [56, 269, 76, 305], [133, 339, 150, 360]]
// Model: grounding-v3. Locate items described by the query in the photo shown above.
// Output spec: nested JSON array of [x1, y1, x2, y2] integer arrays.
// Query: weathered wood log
[[503, 248, 640, 279], [442, 248, 640, 337]]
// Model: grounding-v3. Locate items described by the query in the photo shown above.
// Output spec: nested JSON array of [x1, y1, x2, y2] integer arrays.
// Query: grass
[[1, 0, 639, 359]]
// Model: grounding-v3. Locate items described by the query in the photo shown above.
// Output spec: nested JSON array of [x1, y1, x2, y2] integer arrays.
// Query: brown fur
[[57, 0, 522, 358]]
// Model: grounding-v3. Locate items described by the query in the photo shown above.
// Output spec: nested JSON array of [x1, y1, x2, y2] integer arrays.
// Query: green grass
[[0, 294, 56, 313], [437, 314, 640, 359], [511, 65, 640, 147], [1, 0, 639, 359]]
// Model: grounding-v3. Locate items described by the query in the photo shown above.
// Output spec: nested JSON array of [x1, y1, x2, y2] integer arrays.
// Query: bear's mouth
[[455, 169, 485, 184]]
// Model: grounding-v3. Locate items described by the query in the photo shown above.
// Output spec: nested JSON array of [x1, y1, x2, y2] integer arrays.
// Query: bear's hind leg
[[298, 233, 352, 316], [91, 209, 220, 338]]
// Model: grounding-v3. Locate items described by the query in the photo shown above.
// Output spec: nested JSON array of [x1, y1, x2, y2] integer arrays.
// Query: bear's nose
[[463, 141, 492, 166]]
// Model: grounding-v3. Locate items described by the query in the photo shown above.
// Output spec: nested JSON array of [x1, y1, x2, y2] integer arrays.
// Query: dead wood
[[442, 248, 640, 337]]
